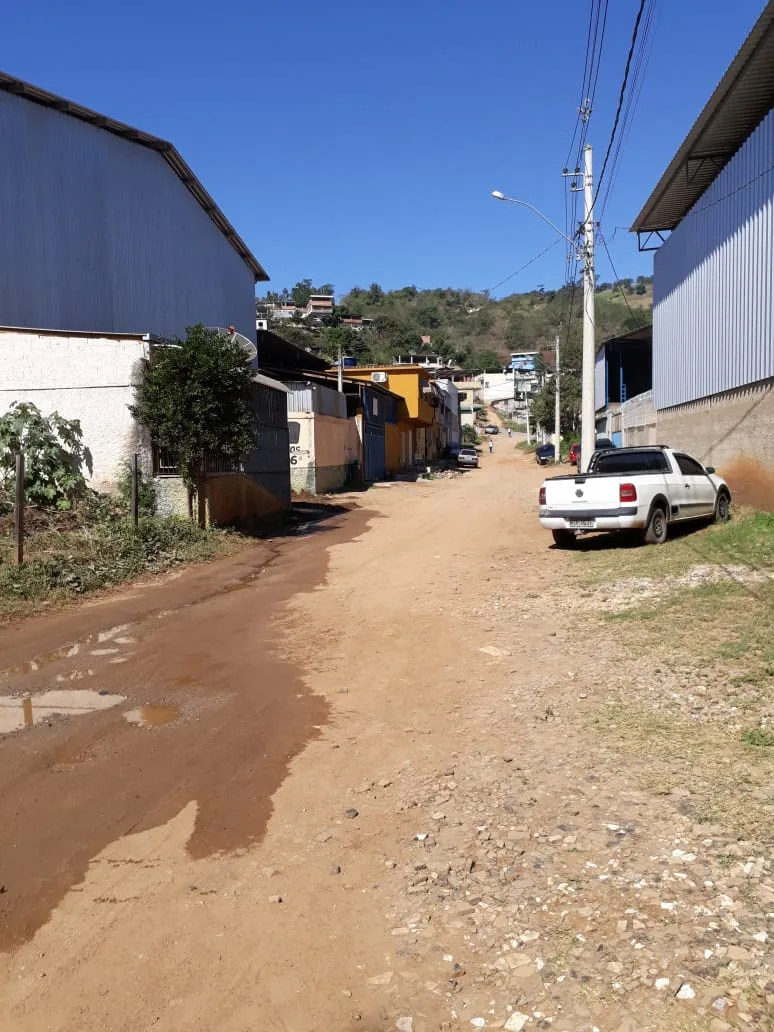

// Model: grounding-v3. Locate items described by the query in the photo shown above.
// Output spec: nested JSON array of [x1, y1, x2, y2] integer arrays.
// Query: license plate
[[567, 519, 595, 530]]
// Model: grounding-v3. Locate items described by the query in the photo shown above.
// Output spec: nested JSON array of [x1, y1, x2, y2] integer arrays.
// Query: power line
[[598, 229, 649, 329], [599, 0, 658, 220], [593, 0, 649, 212], [483, 237, 565, 295]]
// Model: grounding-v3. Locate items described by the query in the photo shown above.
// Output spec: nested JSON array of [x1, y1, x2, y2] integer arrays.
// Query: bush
[[0, 402, 86, 509]]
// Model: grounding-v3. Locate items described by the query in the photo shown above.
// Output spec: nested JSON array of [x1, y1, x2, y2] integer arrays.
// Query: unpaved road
[[1, 448, 772, 1032]]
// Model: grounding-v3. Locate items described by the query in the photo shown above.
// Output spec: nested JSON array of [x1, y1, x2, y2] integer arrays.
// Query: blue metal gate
[[361, 385, 387, 481]]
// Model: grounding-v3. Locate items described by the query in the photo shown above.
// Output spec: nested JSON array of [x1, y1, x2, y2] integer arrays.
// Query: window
[[372, 397, 379, 417], [592, 450, 669, 474], [674, 454, 707, 477]]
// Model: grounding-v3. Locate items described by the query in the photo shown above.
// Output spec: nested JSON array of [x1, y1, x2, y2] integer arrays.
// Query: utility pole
[[337, 342, 343, 393], [554, 334, 561, 463], [524, 388, 531, 445], [580, 143, 596, 473]]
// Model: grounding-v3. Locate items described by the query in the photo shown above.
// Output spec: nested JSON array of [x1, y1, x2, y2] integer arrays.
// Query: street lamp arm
[[491, 191, 574, 247]]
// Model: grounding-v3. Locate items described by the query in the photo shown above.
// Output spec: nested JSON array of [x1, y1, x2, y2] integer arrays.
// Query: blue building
[[594, 326, 653, 446]]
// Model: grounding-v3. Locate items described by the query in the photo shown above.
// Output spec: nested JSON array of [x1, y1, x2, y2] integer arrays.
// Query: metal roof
[[631, 2, 774, 233], [0, 71, 268, 282]]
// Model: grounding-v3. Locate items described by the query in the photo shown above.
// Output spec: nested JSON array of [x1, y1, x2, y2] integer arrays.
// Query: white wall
[[0, 329, 150, 491]]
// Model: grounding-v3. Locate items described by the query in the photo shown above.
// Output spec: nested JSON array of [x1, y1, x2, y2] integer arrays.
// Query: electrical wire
[[598, 229, 648, 328], [483, 237, 565, 296], [593, 0, 649, 213], [599, 0, 658, 220]]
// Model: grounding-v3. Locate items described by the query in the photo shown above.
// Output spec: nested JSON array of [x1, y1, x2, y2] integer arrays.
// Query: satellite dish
[[207, 326, 258, 363]]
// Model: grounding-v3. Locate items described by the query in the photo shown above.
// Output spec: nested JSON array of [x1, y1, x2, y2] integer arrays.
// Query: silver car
[[457, 446, 479, 468]]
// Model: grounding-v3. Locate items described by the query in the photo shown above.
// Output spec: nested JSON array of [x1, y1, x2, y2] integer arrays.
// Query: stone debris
[[504, 1013, 529, 1031]]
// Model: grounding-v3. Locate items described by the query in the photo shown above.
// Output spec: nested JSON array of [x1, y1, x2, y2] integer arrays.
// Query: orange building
[[335, 366, 439, 470]]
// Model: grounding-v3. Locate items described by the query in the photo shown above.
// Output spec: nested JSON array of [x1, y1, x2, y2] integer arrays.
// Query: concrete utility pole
[[337, 343, 343, 393], [554, 334, 561, 463], [580, 144, 596, 473]]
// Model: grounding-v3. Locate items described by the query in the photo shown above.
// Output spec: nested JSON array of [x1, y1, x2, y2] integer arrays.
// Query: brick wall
[[657, 379, 774, 510]]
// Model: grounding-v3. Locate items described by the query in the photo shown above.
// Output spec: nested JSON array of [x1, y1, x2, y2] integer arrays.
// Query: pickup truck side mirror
[[705, 466, 716, 474]]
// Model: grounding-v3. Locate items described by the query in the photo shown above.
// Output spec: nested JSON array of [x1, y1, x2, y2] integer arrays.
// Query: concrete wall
[[287, 410, 357, 494], [622, 390, 656, 448], [0, 91, 257, 342], [0, 328, 151, 491], [657, 378, 774, 510]]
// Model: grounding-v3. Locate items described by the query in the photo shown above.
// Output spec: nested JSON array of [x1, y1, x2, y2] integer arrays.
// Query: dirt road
[[1, 446, 772, 1032]]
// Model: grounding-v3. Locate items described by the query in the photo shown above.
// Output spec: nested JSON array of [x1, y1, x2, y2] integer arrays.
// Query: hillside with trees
[[257, 277, 653, 373]]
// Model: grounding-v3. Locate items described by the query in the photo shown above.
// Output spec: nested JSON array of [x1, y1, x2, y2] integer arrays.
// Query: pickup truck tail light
[[538, 486, 546, 506], [619, 482, 638, 504]]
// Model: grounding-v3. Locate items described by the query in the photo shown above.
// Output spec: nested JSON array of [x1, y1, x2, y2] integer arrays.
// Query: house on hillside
[[0, 72, 284, 522], [630, 3, 774, 505]]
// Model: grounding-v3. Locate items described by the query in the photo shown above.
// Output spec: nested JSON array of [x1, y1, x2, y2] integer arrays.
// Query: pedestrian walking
[[488, 438, 494, 455], [507, 427, 512, 438]]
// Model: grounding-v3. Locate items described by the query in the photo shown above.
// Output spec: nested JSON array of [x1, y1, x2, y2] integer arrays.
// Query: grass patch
[[740, 727, 774, 748], [575, 509, 774, 585], [0, 492, 243, 623], [594, 699, 774, 840]]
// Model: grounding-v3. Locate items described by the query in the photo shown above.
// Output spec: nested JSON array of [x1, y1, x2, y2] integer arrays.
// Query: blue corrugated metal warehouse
[[0, 72, 267, 341], [631, 3, 774, 503]]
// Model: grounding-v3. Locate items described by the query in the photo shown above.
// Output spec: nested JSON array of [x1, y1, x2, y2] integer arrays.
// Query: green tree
[[290, 279, 314, 306], [0, 402, 86, 509], [130, 325, 256, 514]]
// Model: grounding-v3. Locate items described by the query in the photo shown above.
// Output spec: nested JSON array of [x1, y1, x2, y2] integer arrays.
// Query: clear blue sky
[[2, 0, 765, 298]]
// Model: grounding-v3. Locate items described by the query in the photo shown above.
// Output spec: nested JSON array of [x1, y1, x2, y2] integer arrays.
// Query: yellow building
[[337, 366, 437, 471]]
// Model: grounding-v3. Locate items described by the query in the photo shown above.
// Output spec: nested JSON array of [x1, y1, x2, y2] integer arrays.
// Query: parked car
[[457, 446, 479, 468], [538, 445, 731, 547], [443, 443, 461, 460], [535, 443, 555, 465], [573, 436, 617, 468], [484, 424, 499, 435]]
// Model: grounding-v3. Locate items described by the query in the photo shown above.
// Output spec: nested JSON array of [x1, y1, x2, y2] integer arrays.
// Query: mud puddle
[[124, 705, 180, 728], [0, 690, 126, 733]]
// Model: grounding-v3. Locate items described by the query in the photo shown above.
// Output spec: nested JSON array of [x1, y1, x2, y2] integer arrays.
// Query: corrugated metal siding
[[653, 106, 774, 409], [243, 383, 290, 505], [285, 381, 347, 419], [0, 92, 256, 341], [595, 349, 607, 411]]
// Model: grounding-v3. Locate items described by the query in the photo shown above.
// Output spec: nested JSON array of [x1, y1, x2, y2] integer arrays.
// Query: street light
[[491, 190, 570, 465], [490, 191, 574, 246]]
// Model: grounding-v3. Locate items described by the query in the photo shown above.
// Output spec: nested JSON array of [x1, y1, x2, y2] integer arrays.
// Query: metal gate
[[364, 426, 386, 481]]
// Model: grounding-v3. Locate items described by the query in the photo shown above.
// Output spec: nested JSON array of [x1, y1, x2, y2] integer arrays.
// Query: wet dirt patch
[[0, 690, 126, 734], [124, 705, 180, 728]]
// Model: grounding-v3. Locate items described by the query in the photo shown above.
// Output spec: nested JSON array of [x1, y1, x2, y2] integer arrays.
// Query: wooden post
[[130, 453, 139, 527], [13, 452, 24, 566]]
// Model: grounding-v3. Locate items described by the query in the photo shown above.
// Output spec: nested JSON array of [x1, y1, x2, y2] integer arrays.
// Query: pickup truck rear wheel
[[552, 529, 577, 549], [714, 490, 731, 523], [644, 505, 668, 545]]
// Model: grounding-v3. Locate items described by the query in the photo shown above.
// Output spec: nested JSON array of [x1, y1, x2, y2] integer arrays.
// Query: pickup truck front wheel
[[552, 529, 577, 549], [644, 505, 668, 545], [714, 490, 731, 523]]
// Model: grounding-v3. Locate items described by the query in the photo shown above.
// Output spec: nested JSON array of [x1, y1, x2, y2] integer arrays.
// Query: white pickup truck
[[538, 446, 731, 547]]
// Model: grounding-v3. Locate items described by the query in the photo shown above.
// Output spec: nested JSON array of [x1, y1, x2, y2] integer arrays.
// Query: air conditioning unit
[[371, 371, 388, 383]]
